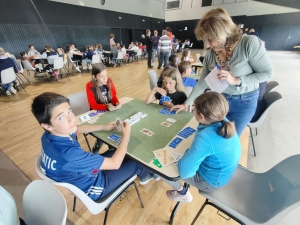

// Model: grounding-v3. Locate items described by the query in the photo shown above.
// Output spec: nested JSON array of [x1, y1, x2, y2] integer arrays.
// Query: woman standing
[[171, 8, 274, 136]]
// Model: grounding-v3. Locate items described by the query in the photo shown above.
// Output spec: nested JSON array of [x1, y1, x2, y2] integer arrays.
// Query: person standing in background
[[145, 29, 153, 68], [249, 28, 259, 38], [157, 30, 172, 69], [166, 27, 173, 41], [151, 30, 160, 65], [110, 34, 115, 49]]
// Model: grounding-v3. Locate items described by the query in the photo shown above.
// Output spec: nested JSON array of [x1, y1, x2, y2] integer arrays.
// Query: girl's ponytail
[[219, 120, 235, 139]]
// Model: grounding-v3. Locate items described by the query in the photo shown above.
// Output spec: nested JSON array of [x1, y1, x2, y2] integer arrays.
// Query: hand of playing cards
[[159, 95, 171, 104]]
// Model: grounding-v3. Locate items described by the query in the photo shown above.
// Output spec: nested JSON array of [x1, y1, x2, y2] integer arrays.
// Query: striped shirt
[[158, 35, 171, 53]]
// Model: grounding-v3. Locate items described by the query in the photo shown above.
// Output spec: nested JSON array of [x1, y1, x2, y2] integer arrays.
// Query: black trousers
[[147, 49, 152, 67]]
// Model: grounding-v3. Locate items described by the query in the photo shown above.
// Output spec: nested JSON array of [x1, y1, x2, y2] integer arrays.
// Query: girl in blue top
[[163, 92, 241, 202]]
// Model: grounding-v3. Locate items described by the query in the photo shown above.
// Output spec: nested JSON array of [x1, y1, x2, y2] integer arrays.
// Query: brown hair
[[91, 63, 112, 104], [194, 8, 240, 46], [194, 92, 236, 138], [178, 60, 191, 75], [96, 44, 102, 49], [181, 49, 190, 61], [45, 44, 52, 51], [166, 27, 171, 32], [161, 68, 184, 92], [146, 29, 150, 35], [110, 34, 115, 39]]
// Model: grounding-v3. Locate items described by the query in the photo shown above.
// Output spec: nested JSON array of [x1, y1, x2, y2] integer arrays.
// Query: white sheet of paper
[[204, 67, 229, 93]]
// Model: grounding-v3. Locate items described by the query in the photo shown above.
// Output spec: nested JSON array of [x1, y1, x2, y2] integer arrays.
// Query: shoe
[[82, 66, 87, 70], [148, 66, 153, 68], [157, 67, 161, 69], [166, 190, 193, 202], [113, 64, 117, 67], [88, 64, 92, 70], [6, 90, 11, 96], [75, 67, 81, 72], [139, 173, 160, 185], [9, 86, 17, 95]]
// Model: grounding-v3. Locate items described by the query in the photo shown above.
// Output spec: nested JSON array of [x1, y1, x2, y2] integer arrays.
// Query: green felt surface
[[189, 74, 200, 80], [88, 99, 194, 163]]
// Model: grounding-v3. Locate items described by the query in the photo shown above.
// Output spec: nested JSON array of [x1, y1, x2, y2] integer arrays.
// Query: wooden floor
[[0, 50, 247, 225]]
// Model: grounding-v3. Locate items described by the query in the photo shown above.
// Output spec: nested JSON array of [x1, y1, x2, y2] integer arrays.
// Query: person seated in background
[[86, 63, 122, 153], [27, 44, 43, 66], [120, 44, 128, 62], [161, 92, 241, 203], [41, 44, 58, 77], [82, 45, 97, 70], [96, 44, 104, 59], [249, 28, 259, 38], [57, 47, 67, 62], [20, 51, 43, 71], [145, 68, 187, 107], [110, 44, 118, 67], [66, 44, 81, 72], [178, 61, 197, 88], [31, 92, 159, 201], [0, 47, 18, 95], [181, 49, 197, 74], [128, 42, 134, 49], [157, 54, 180, 87], [138, 42, 147, 57]]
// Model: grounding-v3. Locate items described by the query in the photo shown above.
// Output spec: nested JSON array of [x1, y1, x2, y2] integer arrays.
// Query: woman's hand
[[154, 87, 167, 96], [217, 70, 240, 85]]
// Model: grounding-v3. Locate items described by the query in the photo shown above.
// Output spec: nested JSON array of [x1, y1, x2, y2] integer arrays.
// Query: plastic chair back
[[22, 60, 36, 71], [117, 51, 124, 60], [16, 59, 24, 73], [198, 154, 300, 225], [190, 43, 193, 48], [67, 91, 90, 116], [147, 70, 158, 90], [47, 55, 59, 65], [92, 54, 101, 64], [1, 67, 16, 85], [23, 180, 67, 225], [265, 81, 279, 94], [53, 57, 64, 70], [248, 91, 282, 129], [137, 49, 142, 56]]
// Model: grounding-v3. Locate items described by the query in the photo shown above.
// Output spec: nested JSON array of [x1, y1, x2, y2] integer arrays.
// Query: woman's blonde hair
[[194, 92, 236, 138], [91, 63, 112, 104], [194, 8, 240, 46], [161, 68, 184, 92]]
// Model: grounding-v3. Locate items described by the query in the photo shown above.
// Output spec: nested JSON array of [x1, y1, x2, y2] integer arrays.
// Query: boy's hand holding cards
[[115, 117, 123, 132]]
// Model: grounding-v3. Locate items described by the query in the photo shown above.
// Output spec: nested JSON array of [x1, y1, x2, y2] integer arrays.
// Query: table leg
[[169, 201, 182, 225]]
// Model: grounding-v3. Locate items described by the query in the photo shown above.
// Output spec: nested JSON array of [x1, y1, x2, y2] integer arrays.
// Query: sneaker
[[82, 66, 87, 70], [6, 90, 11, 96], [9, 86, 17, 95], [88, 64, 92, 70], [75, 67, 81, 72], [139, 173, 160, 185], [166, 190, 193, 203]]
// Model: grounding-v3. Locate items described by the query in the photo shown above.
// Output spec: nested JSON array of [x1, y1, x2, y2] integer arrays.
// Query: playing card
[[108, 134, 121, 142], [160, 122, 172, 127], [166, 118, 177, 123], [116, 138, 131, 146], [88, 112, 97, 117], [115, 117, 123, 132], [169, 110, 177, 116], [140, 128, 154, 136], [172, 137, 183, 145]]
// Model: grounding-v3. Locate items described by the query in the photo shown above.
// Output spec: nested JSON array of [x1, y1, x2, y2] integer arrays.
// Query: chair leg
[[169, 201, 182, 225], [248, 126, 256, 157], [72, 196, 77, 212], [191, 199, 209, 225], [17, 78, 27, 93], [255, 128, 258, 136], [133, 181, 144, 208], [84, 133, 92, 152]]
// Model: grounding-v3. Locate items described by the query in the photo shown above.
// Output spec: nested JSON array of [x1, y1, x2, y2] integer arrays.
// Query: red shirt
[[167, 32, 173, 41], [86, 78, 119, 110]]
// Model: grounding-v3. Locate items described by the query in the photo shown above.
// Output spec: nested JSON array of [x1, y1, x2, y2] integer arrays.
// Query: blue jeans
[[158, 52, 169, 68], [223, 89, 259, 136], [98, 150, 150, 199], [152, 49, 158, 64]]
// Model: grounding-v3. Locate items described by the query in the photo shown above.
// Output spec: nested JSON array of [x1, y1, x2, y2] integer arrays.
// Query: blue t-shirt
[[40, 132, 105, 200], [178, 121, 241, 187], [182, 77, 197, 88]]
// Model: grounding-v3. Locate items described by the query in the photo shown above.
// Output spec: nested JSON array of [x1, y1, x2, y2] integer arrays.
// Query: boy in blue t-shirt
[[178, 60, 197, 88], [31, 92, 159, 201]]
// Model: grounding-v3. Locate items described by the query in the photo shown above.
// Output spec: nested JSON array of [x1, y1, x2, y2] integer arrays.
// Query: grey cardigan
[[186, 34, 274, 105]]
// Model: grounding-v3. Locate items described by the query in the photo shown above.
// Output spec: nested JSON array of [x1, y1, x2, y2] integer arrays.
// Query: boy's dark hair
[[29, 44, 33, 48], [32, 92, 69, 125], [20, 51, 26, 57], [169, 54, 178, 62]]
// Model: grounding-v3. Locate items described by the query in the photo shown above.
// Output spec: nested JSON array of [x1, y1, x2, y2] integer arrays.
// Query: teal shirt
[[186, 35, 274, 105], [178, 122, 241, 187]]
